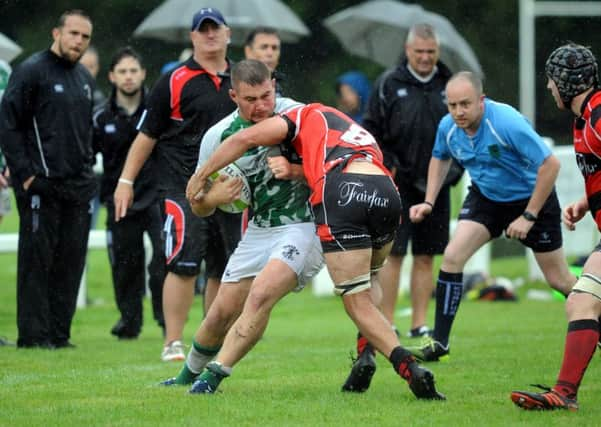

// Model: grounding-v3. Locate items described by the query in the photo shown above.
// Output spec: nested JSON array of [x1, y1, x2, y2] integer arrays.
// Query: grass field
[[1, 209, 600, 426]]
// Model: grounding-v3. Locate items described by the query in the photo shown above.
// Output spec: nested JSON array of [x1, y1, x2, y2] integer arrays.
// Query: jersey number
[[340, 124, 376, 147]]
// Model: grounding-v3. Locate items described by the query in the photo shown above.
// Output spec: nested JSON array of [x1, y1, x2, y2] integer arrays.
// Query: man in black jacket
[[93, 47, 165, 339], [342, 23, 454, 392], [0, 10, 97, 348]]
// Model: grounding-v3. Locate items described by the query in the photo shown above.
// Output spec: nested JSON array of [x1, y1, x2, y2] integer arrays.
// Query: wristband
[[424, 201, 434, 208], [118, 178, 134, 186], [522, 211, 537, 222]]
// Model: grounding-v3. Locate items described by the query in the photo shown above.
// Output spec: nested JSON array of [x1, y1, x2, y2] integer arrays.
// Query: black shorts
[[459, 185, 562, 253], [204, 209, 244, 279], [390, 185, 450, 256], [161, 193, 242, 276], [312, 170, 402, 253]]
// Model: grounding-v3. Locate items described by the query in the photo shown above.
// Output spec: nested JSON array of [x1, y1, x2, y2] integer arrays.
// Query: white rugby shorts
[[221, 221, 324, 291]]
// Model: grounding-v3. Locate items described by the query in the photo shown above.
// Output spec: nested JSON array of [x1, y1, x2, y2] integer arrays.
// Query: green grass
[[0, 198, 598, 425], [1, 248, 600, 426]]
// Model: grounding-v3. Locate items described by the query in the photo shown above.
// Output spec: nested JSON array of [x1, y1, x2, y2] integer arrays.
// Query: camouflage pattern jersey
[[197, 97, 312, 227]]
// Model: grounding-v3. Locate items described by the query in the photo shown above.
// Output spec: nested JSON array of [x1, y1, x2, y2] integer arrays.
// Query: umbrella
[[133, 0, 310, 45], [0, 32, 22, 63], [323, 0, 482, 76]]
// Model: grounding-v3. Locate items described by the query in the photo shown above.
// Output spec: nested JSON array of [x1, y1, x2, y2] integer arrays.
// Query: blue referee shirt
[[433, 98, 551, 202]]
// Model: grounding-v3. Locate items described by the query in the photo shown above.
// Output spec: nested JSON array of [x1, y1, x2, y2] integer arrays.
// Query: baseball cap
[[191, 7, 226, 31]]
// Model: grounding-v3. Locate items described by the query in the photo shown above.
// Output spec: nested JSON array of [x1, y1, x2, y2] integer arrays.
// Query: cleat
[[406, 364, 445, 400], [341, 348, 376, 393], [159, 377, 179, 386], [511, 385, 578, 411], [161, 340, 186, 362], [406, 326, 433, 339], [408, 337, 449, 362], [189, 378, 216, 394]]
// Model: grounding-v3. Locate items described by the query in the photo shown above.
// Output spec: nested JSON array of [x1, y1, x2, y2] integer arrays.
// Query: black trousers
[[106, 201, 165, 334], [14, 188, 92, 347]]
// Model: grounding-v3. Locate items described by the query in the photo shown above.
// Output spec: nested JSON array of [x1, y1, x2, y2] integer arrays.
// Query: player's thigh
[[324, 248, 372, 284], [248, 259, 298, 309]]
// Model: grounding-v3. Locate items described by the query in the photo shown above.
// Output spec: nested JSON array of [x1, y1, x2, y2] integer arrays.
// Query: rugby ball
[[208, 163, 251, 213]]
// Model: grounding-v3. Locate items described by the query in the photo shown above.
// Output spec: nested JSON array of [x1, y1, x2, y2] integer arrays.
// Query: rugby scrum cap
[[545, 43, 598, 107], [191, 7, 226, 31]]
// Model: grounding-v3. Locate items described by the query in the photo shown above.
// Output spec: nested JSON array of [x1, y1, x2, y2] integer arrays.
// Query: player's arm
[[114, 131, 156, 220], [0, 62, 37, 188], [190, 175, 244, 217], [506, 154, 560, 240], [187, 115, 288, 202], [409, 156, 451, 223], [267, 156, 305, 181]]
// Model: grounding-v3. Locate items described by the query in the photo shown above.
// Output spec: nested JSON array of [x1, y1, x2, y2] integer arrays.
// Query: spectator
[[0, 10, 98, 349], [335, 70, 371, 124], [113, 7, 239, 362], [93, 47, 165, 339], [80, 45, 106, 109], [244, 27, 284, 95]]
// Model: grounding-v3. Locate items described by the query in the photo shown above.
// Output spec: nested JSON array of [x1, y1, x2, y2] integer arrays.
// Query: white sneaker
[[161, 340, 186, 362]]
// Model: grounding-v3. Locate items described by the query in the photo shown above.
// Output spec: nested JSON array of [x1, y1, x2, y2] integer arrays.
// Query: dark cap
[[191, 7, 226, 31]]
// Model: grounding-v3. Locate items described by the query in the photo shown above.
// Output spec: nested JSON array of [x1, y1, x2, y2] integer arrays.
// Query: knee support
[[572, 273, 601, 300], [334, 273, 371, 296]]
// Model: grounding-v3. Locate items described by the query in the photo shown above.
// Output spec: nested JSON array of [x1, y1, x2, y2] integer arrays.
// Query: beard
[[118, 86, 141, 98], [58, 42, 83, 64]]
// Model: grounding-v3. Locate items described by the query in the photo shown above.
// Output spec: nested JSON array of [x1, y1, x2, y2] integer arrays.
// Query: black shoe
[[406, 326, 433, 338], [341, 347, 377, 393], [406, 363, 445, 400], [52, 340, 76, 349], [111, 319, 139, 339], [111, 319, 126, 336], [17, 340, 54, 349]]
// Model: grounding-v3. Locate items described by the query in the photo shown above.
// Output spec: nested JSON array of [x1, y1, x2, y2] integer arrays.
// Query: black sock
[[389, 346, 415, 380], [433, 270, 463, 347]]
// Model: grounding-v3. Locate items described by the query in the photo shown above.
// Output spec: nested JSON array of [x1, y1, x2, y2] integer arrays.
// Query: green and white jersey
[[198, 97, 312, 227]]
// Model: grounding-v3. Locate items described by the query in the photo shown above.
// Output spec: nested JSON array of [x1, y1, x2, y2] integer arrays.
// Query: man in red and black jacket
[[114, 7, 241, 362]]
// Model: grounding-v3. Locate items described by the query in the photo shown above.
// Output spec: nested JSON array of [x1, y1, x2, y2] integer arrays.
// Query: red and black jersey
[[281, 103, 390, 205], [140, 57, 236, 192], [574, 89, 601, 229]]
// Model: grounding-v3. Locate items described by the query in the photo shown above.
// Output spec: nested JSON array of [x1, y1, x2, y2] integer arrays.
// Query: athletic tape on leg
[[334, 273, 371, 296], [573, 273, 601, 300]]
